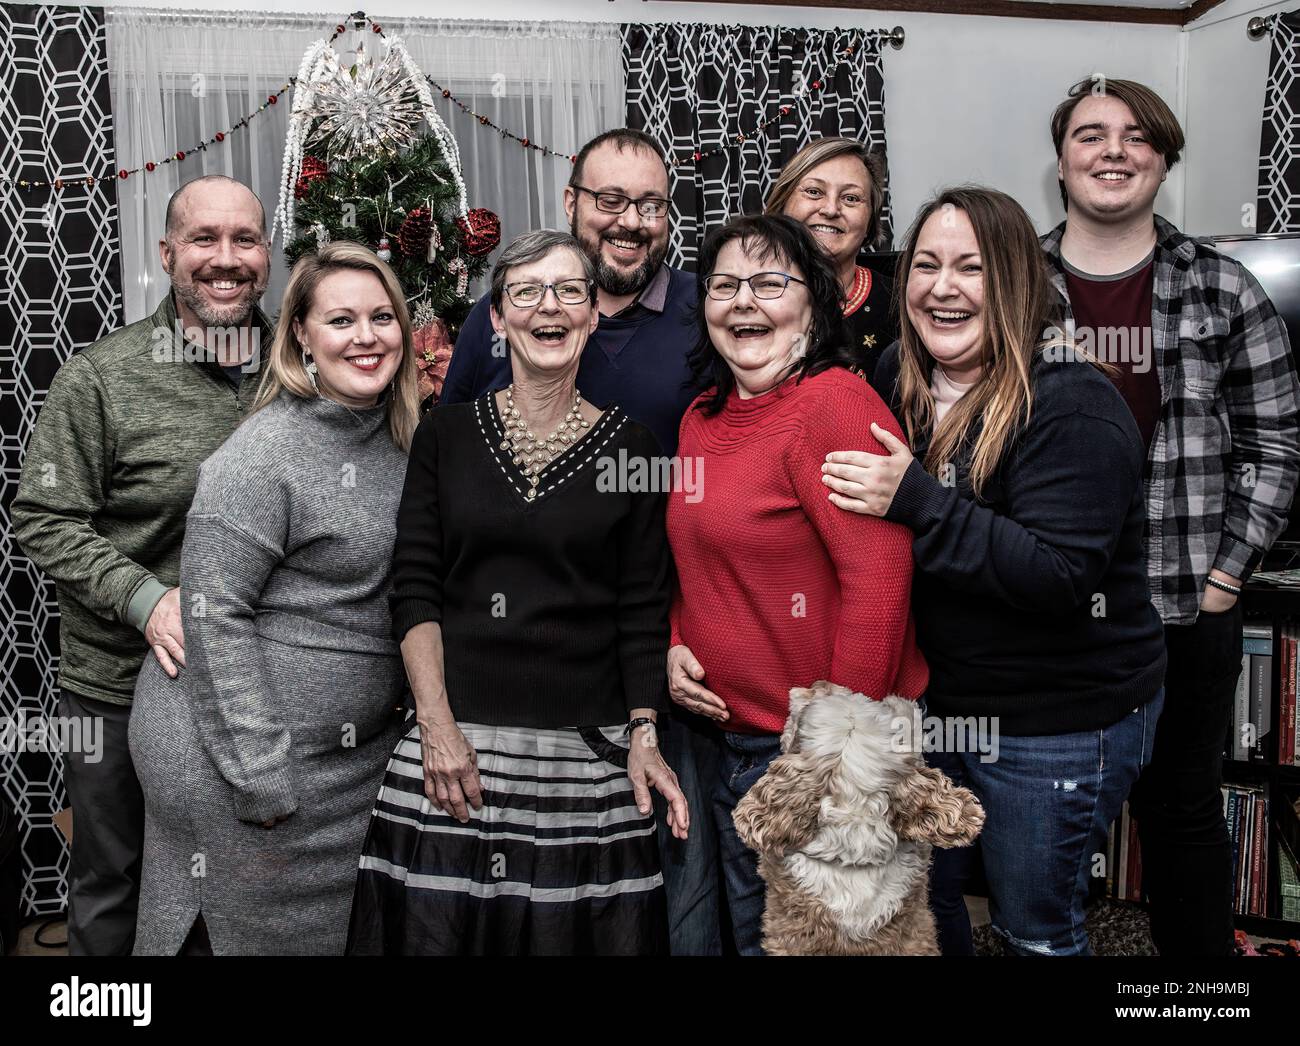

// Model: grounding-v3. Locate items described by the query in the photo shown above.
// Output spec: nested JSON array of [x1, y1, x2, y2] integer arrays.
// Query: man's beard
[[170, 269, 266, 328], [571, 219, 668, 297]]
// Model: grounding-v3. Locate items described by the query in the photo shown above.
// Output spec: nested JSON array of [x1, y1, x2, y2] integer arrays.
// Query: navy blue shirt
[[875, 345, 1166, 735], [439, 265, 700, 455]]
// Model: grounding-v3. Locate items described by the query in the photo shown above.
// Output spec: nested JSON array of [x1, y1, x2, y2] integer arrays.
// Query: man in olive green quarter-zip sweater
[[12, 175, 273, 955]]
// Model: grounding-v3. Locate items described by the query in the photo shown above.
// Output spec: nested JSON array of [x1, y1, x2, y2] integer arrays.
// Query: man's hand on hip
[[145, 587, 187, 678]]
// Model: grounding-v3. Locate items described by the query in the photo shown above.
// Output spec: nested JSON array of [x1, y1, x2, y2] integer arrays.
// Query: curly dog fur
[[732, 681, 984, 955]]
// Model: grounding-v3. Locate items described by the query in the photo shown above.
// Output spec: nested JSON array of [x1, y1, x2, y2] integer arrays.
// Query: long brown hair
[[252, 241, 420, 452], [765, 136, 888, 250], [895, 187, 1063, 498]]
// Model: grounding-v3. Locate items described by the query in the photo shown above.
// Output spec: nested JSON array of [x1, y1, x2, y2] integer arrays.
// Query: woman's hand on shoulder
[[821, 422, 913, 517], [667, 644, 728, 722], [417, 712, 483, 824], [627, 719, 689, 840]]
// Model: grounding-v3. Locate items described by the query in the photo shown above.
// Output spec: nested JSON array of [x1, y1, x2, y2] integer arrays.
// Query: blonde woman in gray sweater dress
[[129, 242, 421, 955]]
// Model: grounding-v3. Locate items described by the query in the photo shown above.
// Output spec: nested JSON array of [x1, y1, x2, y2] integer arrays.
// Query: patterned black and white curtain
[[0, 2, 123, 916], [622, 22, 893, 271], [1258, 11, 1300, 233]]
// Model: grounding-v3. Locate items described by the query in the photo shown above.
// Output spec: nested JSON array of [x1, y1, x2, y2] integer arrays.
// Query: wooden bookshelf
[[1105, 543, 1300, 942]]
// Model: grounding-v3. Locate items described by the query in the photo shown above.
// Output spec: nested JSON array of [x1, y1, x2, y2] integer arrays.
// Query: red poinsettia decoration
[[413, 318, 454, 403], [455, 207, 501, 257]]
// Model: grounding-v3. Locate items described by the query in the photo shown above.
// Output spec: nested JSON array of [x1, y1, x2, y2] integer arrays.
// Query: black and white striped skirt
[[346, 718, 668, 955]]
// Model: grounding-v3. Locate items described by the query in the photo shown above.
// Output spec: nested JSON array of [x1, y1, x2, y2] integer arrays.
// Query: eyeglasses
[[503, 279, 594, 308], [572, 185, 670, 219], [702, 272, 808, 301]]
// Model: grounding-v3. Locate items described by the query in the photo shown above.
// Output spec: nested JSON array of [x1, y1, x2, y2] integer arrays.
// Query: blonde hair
[[894, 187, 1065, 498], [252, 241, 420, 452], [765, 137, 887, 250]]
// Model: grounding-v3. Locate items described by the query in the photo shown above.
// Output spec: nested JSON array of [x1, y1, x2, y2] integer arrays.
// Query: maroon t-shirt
[[1063, 251, 1161, 450]]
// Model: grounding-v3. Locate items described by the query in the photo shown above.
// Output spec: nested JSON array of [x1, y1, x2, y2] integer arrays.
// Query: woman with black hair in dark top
[[819, 187, 1166, 957]]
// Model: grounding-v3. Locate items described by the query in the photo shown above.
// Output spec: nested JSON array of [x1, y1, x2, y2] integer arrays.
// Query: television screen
[[1212, 233, 1300, 352], [1211, 233, 1300, 546]]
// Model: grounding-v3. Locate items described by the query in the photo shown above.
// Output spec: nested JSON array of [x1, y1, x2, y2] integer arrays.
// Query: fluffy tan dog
[[732, 681, 985, 955]]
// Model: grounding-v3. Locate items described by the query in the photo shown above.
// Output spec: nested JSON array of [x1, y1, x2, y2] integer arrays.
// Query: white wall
[[1183, 0, 1290, 237], [94, 0, 1188, 240]]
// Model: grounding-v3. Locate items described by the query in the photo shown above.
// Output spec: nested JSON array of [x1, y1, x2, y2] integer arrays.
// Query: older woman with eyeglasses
[[348, 229, 688, 956], [665, 214, 928, 954]]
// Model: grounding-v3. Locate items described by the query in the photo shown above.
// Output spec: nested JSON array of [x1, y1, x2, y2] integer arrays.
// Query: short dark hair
[[165, 175, 266, 238], [1050, 77, 1184, 211], [690, 214, 859, 415], [570, 128, 668, 189], [489, 229, 598, 314]]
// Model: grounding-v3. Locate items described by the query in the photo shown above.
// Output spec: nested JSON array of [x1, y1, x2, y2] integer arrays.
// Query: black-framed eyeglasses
[[503, 279, 594, 308], [572, 185, 670, 219], [702, 272, 808, 301]]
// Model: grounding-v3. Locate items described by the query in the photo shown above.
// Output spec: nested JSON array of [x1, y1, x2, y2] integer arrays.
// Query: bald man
[[13, 175, 272, 954]]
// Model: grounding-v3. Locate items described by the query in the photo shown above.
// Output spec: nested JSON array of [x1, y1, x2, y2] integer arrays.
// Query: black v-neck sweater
[[390, 394, 671, 728]]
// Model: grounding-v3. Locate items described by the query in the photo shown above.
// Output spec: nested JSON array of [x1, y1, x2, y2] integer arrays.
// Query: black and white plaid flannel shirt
[[1042, 215, 1300, 625]]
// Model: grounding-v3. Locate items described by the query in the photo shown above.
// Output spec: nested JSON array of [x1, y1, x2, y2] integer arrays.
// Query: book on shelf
[[1280, 624, 1300, 766], [1280, 833, 1300, 923], [1107, 801, 1143, 902], [1244, 624, 1273, 761], [1223, 782, 1269, 916], [1281, 789, 1300, 923]]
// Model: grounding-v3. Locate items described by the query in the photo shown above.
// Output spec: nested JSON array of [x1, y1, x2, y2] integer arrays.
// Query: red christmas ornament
[[268, 94, 277, 105], [175, 150, 186, 161], [145, 162, 156, 173], [294, 156, 329, 200], [118, 169, 128, 180], [397, 206, 434, 257], [216, 132, 225, 142], [455, 207, 501, 257]]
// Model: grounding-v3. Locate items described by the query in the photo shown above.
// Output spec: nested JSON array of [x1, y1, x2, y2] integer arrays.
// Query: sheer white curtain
[[106, 8, 624, 322]]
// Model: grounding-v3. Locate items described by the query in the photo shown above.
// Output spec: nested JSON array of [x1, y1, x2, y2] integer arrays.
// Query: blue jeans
[[927, 690, 1164, 956], [653, 706, 723, 955], [712, 730, 783, 956]]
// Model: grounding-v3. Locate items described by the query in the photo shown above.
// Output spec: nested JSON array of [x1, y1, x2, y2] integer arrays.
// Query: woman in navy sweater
[[819, 187, 1166, 956]]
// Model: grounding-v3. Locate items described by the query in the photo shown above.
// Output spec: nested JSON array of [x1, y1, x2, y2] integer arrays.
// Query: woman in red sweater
[[666, 214, 928, 954]]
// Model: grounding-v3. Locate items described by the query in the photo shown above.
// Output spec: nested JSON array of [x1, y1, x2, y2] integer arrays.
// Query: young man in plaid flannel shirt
[[1043, 77, 1300, 954]]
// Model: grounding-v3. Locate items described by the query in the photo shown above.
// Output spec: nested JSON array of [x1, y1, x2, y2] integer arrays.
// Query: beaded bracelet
[[1206, 576, 1242, 596]]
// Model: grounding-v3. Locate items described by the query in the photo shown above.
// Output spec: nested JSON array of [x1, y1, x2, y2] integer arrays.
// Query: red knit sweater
[[668, 367, 929, 735]]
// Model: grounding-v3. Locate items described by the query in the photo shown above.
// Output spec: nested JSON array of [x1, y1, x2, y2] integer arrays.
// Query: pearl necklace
[[499, 384, 589, 499]]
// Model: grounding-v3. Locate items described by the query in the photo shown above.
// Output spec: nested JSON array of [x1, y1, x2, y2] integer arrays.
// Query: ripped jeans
[[926, 689, 1163, 956]]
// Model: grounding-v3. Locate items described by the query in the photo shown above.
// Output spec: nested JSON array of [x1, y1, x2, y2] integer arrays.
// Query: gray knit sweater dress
[[129, 390, 407, 955]]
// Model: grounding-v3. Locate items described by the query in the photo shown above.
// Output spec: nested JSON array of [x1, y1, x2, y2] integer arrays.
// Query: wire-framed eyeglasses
[[702, 272, 808, 301], [572, 185, 670, 219], [503, 279, 595, 308]]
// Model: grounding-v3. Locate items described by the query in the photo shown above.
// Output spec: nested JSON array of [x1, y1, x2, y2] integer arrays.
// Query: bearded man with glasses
[[440, 129, 718, 955]]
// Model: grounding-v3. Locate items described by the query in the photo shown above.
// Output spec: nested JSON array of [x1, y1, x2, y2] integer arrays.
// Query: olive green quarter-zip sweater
[[12, 293, 272, 705]]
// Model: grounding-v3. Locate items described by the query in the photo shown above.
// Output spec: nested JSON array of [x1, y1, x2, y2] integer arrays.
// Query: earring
[[301, 348, 319, 391]]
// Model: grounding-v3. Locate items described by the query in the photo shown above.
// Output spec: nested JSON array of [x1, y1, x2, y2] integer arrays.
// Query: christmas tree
[[274, 30, 500, 403]]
